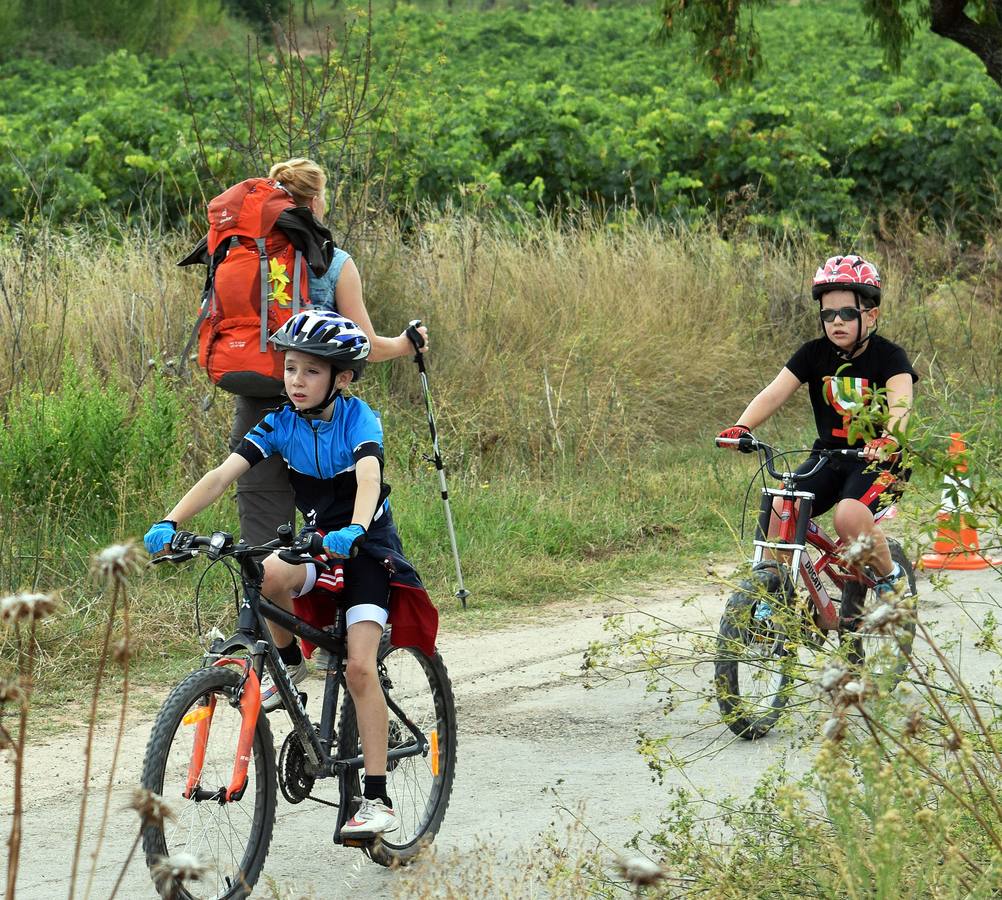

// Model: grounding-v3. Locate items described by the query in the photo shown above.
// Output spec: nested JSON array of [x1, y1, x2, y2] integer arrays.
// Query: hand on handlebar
[[144, 520, 177, 555], [862, 435, 899, 463], [322, 524, 366, 559], [716, 425, 754, 453]]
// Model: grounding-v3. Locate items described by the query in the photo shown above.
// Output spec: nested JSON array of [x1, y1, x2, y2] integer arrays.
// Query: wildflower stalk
[[67, 586, 119, 900], [5, 617, 38, 900], [83, 576, 132, 900], [915, 619, 1002, 773], [105, 832, 142, 900], [852, 690, 1002, 855], [896, 632, 1002, 828]]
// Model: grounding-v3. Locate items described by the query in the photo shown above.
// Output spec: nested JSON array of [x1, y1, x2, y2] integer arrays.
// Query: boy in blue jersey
[[145, 311, 433, 837]]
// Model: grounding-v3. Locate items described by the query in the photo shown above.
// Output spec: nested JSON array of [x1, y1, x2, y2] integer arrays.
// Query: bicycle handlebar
[[150, 527, 357, 568], [716, 435, 865, 483]]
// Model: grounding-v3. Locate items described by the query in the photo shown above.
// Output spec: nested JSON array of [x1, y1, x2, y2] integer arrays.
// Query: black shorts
[[340, 551, 391, 611], [795, 452, 908, 519], [296, 550, 391, 627]]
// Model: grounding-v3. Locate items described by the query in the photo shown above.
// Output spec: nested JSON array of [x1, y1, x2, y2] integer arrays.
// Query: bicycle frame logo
[[753, 488, 860, 632]]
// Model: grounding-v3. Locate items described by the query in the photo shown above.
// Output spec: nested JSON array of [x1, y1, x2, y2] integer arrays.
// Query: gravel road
[[3, 564, 1000, 898]]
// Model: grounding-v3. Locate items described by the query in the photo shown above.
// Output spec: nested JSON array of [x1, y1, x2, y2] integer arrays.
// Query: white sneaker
[[260, 659, 308, 713], [341, 798, 399, 836], [313, 647, 333, 673]]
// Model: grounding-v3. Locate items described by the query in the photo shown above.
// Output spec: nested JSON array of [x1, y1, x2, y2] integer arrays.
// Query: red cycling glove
[[716, 424, 751, 449], [863, 436, 899, 460]]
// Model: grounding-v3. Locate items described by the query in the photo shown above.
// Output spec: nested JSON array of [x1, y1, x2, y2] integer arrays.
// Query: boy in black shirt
[[717, 255, 916, 598]]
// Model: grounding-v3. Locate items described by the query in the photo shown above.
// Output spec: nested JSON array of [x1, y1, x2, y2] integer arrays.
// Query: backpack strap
[[255, 237, 269, 353], [292, 249, 303, 316], [179, 238, 235, 375]]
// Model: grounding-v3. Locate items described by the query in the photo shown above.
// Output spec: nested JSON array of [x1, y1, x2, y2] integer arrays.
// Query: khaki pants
[[229, 395, 297, 545]]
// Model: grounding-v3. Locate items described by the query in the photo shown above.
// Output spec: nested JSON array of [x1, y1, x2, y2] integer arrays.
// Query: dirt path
[[3, 566, 1000, 898]]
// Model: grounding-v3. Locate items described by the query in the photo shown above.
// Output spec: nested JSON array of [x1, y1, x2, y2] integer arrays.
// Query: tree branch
[[929, 0, 1002, 88]]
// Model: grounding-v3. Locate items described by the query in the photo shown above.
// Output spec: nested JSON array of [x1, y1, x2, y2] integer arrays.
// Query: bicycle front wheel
[[338, 637, 457, 866], [141, 665, 277, 900], [714, 564, 798, 740]]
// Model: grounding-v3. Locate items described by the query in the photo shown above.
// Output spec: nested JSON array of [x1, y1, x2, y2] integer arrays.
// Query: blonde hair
[[268, 157, 326, 206]]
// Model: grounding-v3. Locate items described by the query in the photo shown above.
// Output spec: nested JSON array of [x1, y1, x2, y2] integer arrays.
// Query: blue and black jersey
[[234, 396, 390, 531]]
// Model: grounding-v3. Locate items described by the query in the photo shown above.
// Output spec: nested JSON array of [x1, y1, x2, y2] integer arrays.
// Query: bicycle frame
[[751, 470, 877, 635], [172, 534, 432, 844]]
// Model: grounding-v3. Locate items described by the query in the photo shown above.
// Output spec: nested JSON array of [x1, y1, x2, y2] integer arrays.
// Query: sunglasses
[[819, 306, 865, 324]]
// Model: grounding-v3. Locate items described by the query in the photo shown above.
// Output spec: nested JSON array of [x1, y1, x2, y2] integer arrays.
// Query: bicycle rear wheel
[[338, 635, 457, 866], [840, 538, 917, 684], [715, 563, 798, 740], [141, 665, 277, 900]]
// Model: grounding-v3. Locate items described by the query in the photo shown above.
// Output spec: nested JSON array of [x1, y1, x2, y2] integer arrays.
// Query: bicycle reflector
[[183, 706, 213, 726], [430, 730, 440, 777]]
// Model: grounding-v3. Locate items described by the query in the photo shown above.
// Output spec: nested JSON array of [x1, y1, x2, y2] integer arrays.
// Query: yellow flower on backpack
[[268, 257, 292, 307]]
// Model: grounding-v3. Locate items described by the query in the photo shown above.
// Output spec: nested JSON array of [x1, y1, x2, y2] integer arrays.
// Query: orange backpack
[[179, 178, 334, 397]]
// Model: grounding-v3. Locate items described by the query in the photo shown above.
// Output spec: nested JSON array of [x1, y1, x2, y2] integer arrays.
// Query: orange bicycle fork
[[183, 656, 262, 803]]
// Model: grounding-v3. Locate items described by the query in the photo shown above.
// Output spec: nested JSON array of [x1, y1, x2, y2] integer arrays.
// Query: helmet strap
[[295, 369, 343, 417]]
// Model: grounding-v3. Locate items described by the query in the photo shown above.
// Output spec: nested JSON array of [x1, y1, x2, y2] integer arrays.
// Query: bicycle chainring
[[279, 729, 316, 804]]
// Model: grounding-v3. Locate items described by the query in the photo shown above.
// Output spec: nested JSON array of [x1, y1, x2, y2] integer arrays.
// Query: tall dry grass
[[7, 212, 1000, 471], [2, 212, 1000, 687]]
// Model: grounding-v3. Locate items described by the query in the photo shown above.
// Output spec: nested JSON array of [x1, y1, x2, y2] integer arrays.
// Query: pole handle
[[406, 319, 427, 372]]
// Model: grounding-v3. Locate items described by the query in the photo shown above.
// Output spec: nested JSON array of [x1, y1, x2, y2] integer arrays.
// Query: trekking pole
[[406, 320, 470, 610]]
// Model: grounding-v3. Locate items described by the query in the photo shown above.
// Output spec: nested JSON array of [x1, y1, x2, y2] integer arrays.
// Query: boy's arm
[[862, 373, 913, 462], [883, 373, 913, 436], [734, 368, 802, 430], [321, 455, 383, 558], [165, 453, 251, 526], [350, 455, 383, 529]]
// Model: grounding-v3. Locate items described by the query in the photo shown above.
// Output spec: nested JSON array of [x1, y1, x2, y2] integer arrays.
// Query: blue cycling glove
[[144, 520, 177, 554], [322, 524, 366, 558]]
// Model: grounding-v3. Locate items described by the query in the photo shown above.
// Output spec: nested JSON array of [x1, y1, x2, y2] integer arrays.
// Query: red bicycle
[[713, 435, 916, 740]]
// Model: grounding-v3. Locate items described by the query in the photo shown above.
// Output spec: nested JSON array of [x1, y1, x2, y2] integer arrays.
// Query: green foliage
[[657, 0, 770, 85], [0, 362, 182, 521], [4, 0, 217, 63], [2, 2, 1002, 234], [661, 0, 1002, 90], [220, 0, 292, 32]]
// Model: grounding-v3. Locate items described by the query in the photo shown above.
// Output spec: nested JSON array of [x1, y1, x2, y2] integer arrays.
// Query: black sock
[[277, 640, 303, 666], [363, 774, 391, 806]]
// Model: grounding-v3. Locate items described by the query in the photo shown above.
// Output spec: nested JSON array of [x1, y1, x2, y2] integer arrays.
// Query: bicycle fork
[[183, 656, 262, 803], [753, 488, 840, 632]]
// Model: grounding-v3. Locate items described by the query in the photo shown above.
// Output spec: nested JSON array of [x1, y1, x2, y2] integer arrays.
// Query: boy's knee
[[260, 555, 302, 602], [345, 657, 377, 692], [833, 500, 874, 533]]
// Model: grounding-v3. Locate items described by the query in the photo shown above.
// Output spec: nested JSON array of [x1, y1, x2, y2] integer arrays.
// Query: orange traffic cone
[[921, 433, 999, 570]]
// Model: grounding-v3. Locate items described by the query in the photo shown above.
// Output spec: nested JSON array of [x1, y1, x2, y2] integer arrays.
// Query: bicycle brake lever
[[150, 549, 197, 565]]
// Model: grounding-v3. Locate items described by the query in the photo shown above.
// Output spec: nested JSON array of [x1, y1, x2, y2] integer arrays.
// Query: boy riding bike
[[716, 254, 917, 605], [145, 311, 432, 837]]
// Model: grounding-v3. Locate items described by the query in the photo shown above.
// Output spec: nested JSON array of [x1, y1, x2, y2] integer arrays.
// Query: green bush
[[0, 363, 182, 518], [2, 1, 1001, 234]]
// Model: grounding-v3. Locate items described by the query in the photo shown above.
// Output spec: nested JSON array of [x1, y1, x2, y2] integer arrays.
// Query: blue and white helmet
[[270, 311, 370, 379]]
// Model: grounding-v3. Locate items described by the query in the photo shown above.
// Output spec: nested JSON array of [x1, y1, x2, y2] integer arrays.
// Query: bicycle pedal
[[340, 837, 372, 848]]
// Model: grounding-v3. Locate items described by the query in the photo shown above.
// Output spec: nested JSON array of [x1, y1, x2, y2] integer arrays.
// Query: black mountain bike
[[714, 436, 917, 740], [141, 527, 457, 899]]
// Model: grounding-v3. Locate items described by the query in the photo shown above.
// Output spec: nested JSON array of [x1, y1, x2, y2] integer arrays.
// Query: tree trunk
[[929, 0, 1002, 89]]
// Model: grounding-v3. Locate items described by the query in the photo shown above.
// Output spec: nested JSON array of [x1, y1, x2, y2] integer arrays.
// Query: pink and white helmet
[[811, 254, 882, 305]]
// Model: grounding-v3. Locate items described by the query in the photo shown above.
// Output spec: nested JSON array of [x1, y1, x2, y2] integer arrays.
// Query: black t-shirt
[[785, 334, 918, 449]]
